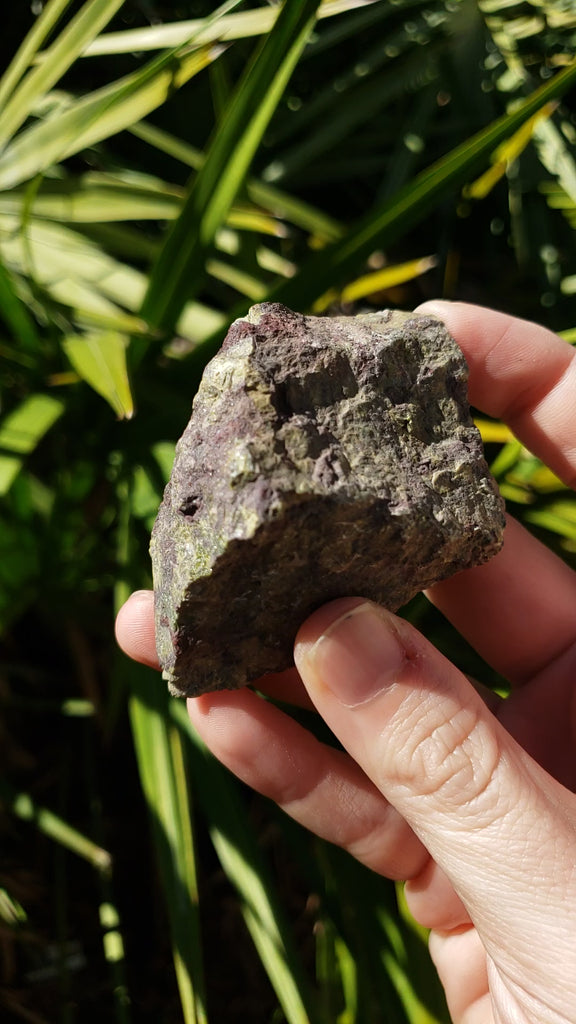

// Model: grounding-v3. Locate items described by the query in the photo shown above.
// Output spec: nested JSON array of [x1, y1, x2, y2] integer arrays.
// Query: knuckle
[[380, 690, 503, 821]]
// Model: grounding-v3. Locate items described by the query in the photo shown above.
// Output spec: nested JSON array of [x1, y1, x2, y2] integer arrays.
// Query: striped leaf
[[141, 0, 323, 333], [63, 331, 134, 419]]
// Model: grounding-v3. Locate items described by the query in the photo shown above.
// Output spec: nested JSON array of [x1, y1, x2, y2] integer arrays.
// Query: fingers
[[428, 928, 491, 1024], [115, 589, 316, 707], [115, 590, 159, 669], [428, 515, 576, 686], [187, 685, 434, 885], [295, 599, 576, 1004], [254, 667, 317, 711], [416, 300, 576, 488], [414, 301, 576, 687]]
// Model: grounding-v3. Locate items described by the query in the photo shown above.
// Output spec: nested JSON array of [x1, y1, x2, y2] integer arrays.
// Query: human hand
[[116, 302, 576, 1024]]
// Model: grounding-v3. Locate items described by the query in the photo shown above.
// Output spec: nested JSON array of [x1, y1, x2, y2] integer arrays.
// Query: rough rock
[[151, 303, 505, 697]]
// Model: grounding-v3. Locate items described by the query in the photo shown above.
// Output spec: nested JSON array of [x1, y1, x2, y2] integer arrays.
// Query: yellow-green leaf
[[465, 101, 556, 200], [63, 331, 134, 419], [85, 0, 381, 56], [314, 254, 437, 311], [0, 0, 126, 147], [0, 44, 222, 192], [0, 393, 64, 495], [141, 0, 322, 333], [474, 417, 515, 444], [0, 0, 73, 113]]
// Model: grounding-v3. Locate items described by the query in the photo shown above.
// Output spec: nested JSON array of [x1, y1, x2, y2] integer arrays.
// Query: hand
[[116, 302, 576, 1024]]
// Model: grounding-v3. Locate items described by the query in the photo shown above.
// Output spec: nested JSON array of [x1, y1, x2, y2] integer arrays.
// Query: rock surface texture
[[151, 304, 505, 697]]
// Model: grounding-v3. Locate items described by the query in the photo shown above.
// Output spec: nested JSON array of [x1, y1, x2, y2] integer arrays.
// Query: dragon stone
[[151, 304, 505, 697]]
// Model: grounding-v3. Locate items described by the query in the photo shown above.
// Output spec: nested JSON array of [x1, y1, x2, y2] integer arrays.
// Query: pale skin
[[116, 301, 576, 1024]]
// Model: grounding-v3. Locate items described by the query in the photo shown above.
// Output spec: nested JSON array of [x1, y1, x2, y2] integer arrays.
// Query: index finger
[[416, 301, 576, 684], [417, 300, 576, 489]]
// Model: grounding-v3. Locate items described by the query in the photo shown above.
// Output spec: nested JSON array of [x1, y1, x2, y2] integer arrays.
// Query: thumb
[[294, 599, 576, 988]]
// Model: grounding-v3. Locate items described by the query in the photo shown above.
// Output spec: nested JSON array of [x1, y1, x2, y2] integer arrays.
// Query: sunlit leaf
[[474, 418, 515, 444], [62, 331, 134, 419], [0, 212, 224, 345], [314, 255, 437, 310], [0, 0, 125, 147], [0, 44, 223, 192], [0, 0, 73, 113], [0, 394, 64, 495], [85, 0, 382, 56], [0, 176, 186, 223], [171, 700, 319, 1024], [2, 782, 111, 872], [270, 58, 576, 310], [0, 258, 40, 351], [525, 500, 576, 540], [141, 0, 323, 334], [465, 101, 556, 200], [125, 665, 207, 1024]]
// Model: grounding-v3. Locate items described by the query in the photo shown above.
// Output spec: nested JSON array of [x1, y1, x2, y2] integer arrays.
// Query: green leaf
[[269, 57, 576, 310], [0, 44, 223, 192], [141, 0, 323, 334], [85, 0, 382, 56], [63, 331, 134, 419], [171, 700, 319, 1024], [0, 258, 40, 351], [0, 0, 73, 113], [129, 119, 343, 242], [0, 887, 27, 928], [0, 175, 286, 241], [0, 212, 225, 346], [465, 101, 556, 200], [0, 176, 186, 223], [1, 781, 112, 872], [0, 394, 64, 495], [126, 668, 207, 1024], [0, 0, 126, 148], [115, 464, 207, 1024], [525, 500, 576, 541], [314, 254, 437, 311]]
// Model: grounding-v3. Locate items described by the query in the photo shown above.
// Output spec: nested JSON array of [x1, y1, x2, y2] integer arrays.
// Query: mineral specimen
[[151, 303, 505, 697]]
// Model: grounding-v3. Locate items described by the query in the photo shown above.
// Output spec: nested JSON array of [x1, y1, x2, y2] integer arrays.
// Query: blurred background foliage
[[1, 0, 576, 1021]]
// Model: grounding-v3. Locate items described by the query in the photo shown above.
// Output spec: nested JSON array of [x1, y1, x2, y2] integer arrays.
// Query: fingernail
[[305, 603, 406, 707]]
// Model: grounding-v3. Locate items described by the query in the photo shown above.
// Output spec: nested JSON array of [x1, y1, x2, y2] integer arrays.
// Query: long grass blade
[[314, 254, 437, 310], [269, 57, 576, 310], [1, 783, 112, 872], [0, 394, 64, 495], [465, 101, 556, 199], [0, 213, 224, 344], [0, 45, 223, 192], [141, 0, 323, 334], [0, 258, 40, 351], [126, 671, 207, 1024], [171, 700, 319, 1024], [85, 0, 381, 56], [129, 119, 343, 241], [0, 175, 285, 240], [0, 0, 73, 112], [0, 176, 186, 223], [0, 0, 125, 147], [114, 467, 207, 1024]]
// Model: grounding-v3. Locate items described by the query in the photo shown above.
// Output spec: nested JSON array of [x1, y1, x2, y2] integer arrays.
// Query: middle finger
[[188, 686, 429, 881], [427, 515, 576, 686]]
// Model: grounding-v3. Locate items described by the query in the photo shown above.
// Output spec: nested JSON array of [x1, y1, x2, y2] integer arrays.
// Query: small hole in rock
[[179, 496, 202, 518]]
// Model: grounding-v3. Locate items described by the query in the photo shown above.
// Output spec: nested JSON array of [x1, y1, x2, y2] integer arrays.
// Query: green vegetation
[[1, 1, 576, 1020]]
